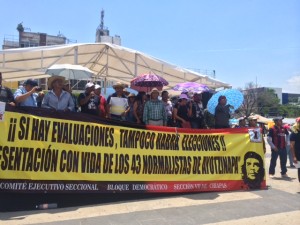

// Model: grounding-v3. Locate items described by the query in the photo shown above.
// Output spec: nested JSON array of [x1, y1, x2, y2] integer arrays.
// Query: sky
[[1, 0, 300, 93]]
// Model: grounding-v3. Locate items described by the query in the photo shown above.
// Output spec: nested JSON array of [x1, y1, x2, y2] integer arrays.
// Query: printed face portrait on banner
[[241, 151, 265, 189]]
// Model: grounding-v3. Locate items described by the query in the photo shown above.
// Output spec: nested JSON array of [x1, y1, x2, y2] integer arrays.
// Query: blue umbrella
[[207, 89, 244, 115]]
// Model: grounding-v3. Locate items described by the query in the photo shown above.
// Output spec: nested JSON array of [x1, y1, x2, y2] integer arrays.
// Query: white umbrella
[[45, 64, 95, 80]]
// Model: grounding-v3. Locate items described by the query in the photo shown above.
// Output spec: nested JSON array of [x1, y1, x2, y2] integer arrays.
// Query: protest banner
[[0, 106, 266, 193]]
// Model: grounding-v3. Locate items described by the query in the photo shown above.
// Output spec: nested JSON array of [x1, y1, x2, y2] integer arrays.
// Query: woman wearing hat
[[14, 79, 42, 107], [42, 76, 74, 111]]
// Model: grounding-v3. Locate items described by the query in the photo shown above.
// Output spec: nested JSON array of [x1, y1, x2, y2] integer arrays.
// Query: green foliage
[[240, 83, 299, 117], [279, 104, 300, 117], [256, 88, 279, 116]]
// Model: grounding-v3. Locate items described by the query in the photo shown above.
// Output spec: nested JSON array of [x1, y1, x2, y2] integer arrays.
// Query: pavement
[[1, 138, 300, 225]]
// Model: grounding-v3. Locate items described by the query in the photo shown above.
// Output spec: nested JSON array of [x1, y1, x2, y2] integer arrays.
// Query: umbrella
[[207, 89, 244, 115], [249, 113, 272, 124], [45, 64, 95, 80], [172, 82, 210, 93], [130, 74, 168, 92]]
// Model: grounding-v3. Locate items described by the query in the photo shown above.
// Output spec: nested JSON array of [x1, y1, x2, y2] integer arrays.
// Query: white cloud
[[283, 75, 300, 93]]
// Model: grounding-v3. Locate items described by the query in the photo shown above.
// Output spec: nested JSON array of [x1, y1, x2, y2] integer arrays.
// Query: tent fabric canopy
[[0, 43, 231, 90]]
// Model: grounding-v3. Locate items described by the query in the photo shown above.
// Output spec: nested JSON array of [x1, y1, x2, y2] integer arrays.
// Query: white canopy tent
[[0, 43, 231, 90]]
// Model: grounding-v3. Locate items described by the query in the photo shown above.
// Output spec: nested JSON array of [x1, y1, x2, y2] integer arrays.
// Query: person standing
[[0, 72, 15, 105], [203, 108, 215, 129], [161, 91, 174, 127], [284, 124, 295, 168], [133, 91, 147, 124], [63, 81, 78, 112], [173, 93, 192, 128], [248, 115, 266, 153], [106, 82, 128, 120], [94, 84, 107, 118], [190, 93, 204, 129], [143, 88, 167, 126], [125, 93, 136, 122], [236, 116, 247, 128], [78, 82, 100, 116], [290, 117, 300, 182], [267, 117, 289, 178], [14, 79, 42, 107], [42, 76, 74, 112], [214, 95, 233, 129]]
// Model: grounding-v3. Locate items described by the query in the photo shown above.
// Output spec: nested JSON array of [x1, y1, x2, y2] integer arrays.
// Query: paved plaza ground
[[1, 138, 299, 225]]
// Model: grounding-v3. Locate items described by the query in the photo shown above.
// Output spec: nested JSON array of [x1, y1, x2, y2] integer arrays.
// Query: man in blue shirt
[[14, 79, 42, 107]]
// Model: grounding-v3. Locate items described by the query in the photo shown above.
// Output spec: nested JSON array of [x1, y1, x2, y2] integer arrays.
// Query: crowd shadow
[[0, 191, 221, 222]]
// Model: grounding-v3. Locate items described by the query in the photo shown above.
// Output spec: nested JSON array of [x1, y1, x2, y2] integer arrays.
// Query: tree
[[239, 83, 280, 117], [240, 82, 258, 117], [278, 104, 300, 118], [256, 88, 280, 116]]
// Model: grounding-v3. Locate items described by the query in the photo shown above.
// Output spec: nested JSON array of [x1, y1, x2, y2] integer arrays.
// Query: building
[[95, 10, 121, 45], [2, 23, 67, 50], [282, 92, 300, 105], [2, 23, 69, 89]]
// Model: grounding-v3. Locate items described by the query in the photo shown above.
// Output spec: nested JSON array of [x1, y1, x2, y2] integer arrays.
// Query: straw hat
[[150, 88, 160, 94], [48, 76, 65, 89], [248, 115, 259, 121], [64, 80, 71, 86], [113, 82, 125, 89]]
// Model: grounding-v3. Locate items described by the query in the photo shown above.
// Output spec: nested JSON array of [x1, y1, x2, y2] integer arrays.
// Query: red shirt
[[268, 125, 288, 149]]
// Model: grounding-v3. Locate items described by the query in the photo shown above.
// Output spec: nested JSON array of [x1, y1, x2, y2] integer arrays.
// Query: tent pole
[[134, 53, 138, 78]]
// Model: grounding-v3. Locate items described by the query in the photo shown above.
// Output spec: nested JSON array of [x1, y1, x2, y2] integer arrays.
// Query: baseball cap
[[85, 82, 95, 89], [273, 116, 284, 122], [179, 94, 189, 100], [23, 79, 38, 87], [94, 84, 101, 89]]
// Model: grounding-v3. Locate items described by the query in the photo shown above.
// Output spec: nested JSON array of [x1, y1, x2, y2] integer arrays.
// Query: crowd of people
[[0, 73, 262, 129], [1, 73, 300, 183]]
